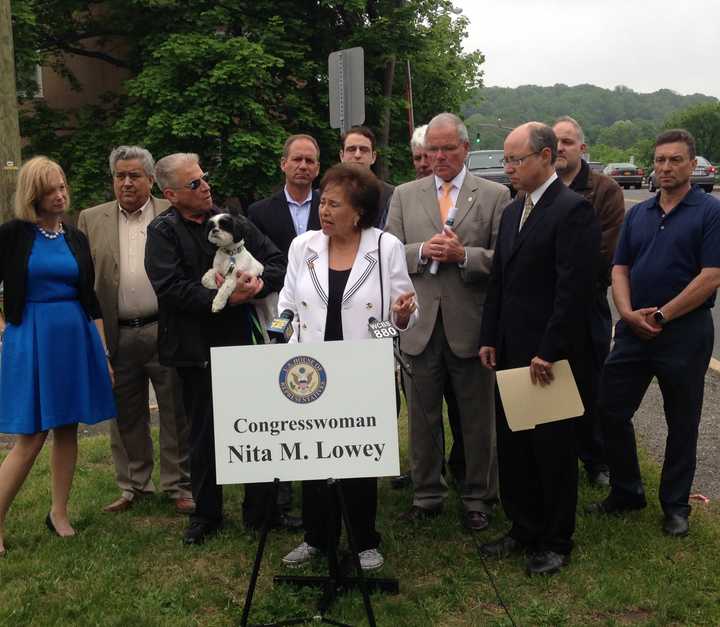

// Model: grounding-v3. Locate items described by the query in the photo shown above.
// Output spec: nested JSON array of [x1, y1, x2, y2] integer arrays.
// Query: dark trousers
[[496, 389, 578, 555], [597, 309, 713, 517], [302, 478, 380, 553], [575, 296, 612, 475], [177, 366, 276, 527]]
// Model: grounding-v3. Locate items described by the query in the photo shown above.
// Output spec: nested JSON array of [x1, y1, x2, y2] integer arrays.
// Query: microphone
[[428, 204, 460, 276], [368, 317, 411, 375], [267, 309, 294, 343]]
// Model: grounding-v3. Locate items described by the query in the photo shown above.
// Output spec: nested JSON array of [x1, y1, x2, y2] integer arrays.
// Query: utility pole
[[0, 0, 22, 223]]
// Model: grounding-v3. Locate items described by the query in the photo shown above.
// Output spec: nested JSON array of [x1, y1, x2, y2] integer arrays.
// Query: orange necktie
[[439, 182, 453, 223]]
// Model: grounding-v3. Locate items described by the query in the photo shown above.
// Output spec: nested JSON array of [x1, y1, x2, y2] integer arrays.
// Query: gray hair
[[155, 153, 200, 191], [553, 116, 585, 144], [427, 112, 469, 144], [410, 124, 428, 151], [109, 145, 155, 177], [527, 122, 558, 164]]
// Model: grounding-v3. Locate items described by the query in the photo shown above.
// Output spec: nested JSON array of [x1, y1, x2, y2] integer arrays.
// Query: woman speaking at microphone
[[278, 163, 417, 571]]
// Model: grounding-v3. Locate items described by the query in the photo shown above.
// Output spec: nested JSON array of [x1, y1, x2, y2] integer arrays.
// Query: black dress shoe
[[585, 494, 646, 515], [662, 514, 689, 537], [479, 534, 524, 559], [183, 521, 222, 545], [526, 550, 569, 575], [464, 510, 490, 531], [390, 474, 412, 490], [398, 505, 442, 522]]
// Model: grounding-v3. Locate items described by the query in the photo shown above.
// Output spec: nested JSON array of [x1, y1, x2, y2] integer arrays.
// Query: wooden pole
[[0, 0, 22, 223]]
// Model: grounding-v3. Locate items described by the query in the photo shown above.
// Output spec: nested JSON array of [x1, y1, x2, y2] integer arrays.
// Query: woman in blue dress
[[0, 156, 116, 557]]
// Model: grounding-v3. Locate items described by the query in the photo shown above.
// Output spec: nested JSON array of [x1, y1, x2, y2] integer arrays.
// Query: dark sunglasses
[[182, 171, 210, 190]]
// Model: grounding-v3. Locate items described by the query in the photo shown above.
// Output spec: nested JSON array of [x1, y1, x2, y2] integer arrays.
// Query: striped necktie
[[519, 194, 534, 231]]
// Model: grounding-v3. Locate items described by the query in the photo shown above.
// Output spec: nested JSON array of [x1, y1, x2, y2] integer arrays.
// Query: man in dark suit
[[478, 122, 600, 575], [339, 125, 395, 228], [248, 134, 321, 256], [247, 134, 320, 530]]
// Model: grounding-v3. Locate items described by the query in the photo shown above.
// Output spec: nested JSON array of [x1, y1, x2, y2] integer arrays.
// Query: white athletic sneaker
[[282, 542, 320, 567], [358, 548, 384, 571]]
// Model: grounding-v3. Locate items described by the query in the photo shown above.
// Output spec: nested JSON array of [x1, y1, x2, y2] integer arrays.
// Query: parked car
[[587, 161, 604, 173], [466, 150, 514, 194], [603, 163, 645, 189], [647, 156, 716, 193]]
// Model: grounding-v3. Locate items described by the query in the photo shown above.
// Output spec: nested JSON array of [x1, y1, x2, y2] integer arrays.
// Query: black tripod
[[240, 478, 399, 627]]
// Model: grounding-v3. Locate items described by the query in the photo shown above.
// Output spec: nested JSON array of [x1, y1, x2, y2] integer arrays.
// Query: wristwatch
[[653, 310, 667, 326]]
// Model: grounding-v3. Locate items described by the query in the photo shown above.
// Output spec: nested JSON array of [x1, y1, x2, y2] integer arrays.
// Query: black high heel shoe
[[45, 513, 60, 536]]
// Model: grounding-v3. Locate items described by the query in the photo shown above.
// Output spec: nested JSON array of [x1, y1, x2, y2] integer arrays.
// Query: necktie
[[439, 182, 453, 223], [519, 194, 534, 231]]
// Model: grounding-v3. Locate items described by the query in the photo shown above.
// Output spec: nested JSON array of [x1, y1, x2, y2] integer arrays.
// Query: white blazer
[[278, 227, 418, 344]]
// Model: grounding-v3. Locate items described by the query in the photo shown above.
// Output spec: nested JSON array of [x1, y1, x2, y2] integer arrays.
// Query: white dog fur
[[201, 214, 274, 333]]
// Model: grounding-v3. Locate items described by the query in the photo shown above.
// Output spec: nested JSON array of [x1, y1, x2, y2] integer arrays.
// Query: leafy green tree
[[12, 0, 483, 209], [664, 102, 720, 162]]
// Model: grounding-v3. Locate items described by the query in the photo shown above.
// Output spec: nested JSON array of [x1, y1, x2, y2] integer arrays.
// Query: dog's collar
[[226, 242, 245, 256]]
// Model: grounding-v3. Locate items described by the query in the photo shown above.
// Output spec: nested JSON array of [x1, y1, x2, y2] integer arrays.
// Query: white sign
[[211, 339, 400, 484]]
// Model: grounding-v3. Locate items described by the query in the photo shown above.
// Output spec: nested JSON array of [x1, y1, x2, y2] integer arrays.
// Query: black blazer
[[247, 189, 321, 256], [0, 219, 101, 325], [479, 178, 600, 367]]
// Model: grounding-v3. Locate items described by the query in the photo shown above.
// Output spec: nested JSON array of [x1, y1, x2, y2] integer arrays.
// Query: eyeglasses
[[344, 145, 372, 155], [501, 151, 540, 167], [181, 172, 210, 190]]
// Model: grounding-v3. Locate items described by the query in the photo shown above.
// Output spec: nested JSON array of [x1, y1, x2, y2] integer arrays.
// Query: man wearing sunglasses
[[145, 153, 286, 545]]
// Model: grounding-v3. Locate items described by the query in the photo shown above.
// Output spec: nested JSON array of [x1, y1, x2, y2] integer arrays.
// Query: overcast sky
[[454, 0, 720, 98]]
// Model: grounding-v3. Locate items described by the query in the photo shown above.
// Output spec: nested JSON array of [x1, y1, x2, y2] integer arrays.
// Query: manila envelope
[[496, 360, 584, 432]]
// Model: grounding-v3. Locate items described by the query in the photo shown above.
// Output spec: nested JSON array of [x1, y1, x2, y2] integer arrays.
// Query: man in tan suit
[[78, 146, 193, 514], [385, 113, 510, 530]]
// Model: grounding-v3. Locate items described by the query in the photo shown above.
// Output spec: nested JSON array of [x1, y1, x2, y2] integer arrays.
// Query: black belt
[[118, 315, 158, 328]]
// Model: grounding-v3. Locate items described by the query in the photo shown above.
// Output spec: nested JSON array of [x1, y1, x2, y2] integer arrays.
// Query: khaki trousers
[[110, 322, 191, 499], [404, 314, 498, 512]]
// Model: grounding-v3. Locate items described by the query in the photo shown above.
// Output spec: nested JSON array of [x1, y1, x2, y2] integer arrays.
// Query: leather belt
[[118, 315, 158, 328]]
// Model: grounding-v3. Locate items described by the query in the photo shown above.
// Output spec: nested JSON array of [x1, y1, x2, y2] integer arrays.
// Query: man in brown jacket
[[553, 116, 625, 486]]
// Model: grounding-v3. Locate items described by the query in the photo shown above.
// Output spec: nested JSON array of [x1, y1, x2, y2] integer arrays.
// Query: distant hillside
[[461, 84, 718, 147]]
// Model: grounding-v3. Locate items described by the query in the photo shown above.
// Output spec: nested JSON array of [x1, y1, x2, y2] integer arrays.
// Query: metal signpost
[[328, 47, 365, 134]]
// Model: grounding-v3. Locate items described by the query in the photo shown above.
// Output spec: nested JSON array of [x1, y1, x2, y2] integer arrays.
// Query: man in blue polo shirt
[[588, 129, 720, 537]]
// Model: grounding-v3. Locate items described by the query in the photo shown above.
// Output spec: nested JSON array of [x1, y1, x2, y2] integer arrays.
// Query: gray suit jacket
[[385, 172, 510, 358], [77, 196, 170, 356]]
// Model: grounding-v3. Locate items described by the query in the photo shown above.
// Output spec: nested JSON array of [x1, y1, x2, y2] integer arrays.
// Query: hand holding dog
[[227, 272, 264, 305]]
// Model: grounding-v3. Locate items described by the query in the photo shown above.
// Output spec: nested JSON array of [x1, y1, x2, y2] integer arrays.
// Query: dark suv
[[466, 150, 514, 194]]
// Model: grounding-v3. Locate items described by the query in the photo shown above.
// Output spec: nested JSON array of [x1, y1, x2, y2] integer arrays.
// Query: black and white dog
[[201, 214, 270, 322]]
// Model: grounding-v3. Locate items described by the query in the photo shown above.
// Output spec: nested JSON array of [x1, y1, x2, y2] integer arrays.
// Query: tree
[[12, 0, 483, 209], [664, 102, 720, 162]]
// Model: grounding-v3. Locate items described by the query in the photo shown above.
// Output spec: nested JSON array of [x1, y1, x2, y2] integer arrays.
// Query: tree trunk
[[376, 55, 396, 182], [0, 0, 22, 223]]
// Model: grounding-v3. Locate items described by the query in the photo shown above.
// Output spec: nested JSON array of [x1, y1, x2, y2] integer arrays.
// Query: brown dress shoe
[[103, 496, 133, 513], [465, 510, 490, 531], [174, 497, 196, 515], [398, 505, 442, 522]]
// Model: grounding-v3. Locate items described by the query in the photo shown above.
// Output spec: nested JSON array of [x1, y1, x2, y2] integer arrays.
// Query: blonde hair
[[14, 156, 70, 223]]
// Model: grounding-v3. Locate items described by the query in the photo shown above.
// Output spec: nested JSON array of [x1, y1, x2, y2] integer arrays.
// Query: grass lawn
[[0, 412, 718, 627]]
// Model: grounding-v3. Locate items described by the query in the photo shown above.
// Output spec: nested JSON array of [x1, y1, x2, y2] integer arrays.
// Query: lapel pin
[[468, 196, 473, 202], [366, 303, 373, 309]]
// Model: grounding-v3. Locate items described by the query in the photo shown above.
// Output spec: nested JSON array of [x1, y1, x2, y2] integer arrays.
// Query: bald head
[[503, 122, 557, 193]]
